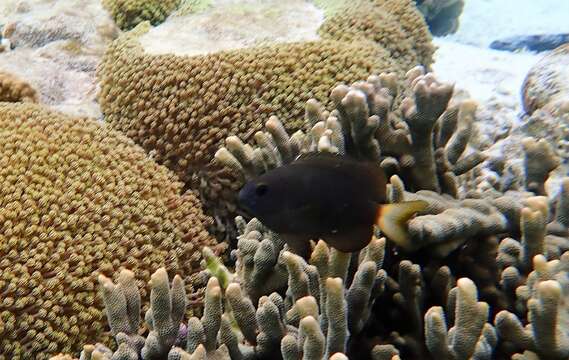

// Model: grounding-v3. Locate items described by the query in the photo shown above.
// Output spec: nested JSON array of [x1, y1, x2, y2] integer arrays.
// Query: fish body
[[490, 33, 569, 53], [238, 153, 426, 256]]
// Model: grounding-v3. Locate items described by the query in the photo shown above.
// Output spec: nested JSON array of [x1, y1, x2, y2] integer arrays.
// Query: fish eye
[[255, 183, 268, 196]]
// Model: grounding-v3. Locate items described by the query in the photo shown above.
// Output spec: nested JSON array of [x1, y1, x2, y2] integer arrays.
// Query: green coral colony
[[0, 1, 567, 360]]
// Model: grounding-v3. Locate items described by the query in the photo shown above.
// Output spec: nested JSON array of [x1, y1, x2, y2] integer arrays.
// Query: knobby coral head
[[0, 103, 219, 359]]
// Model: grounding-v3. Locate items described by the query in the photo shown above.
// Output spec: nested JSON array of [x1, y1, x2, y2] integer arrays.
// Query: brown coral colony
[[0, 104, 217, 358]]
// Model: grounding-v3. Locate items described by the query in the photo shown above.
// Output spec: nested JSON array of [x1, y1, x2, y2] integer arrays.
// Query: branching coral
[[424, 278, 496, 359], [0, 103, 218, 359], [215, 68, 516, 254], [517, 109, 569, 165], [522, 137, 560, 196], [49, 234, 390, 359], [101, 0, 181, 31], [0, 70, 38, 103], [209, 65, 569, 358], [47, 196, 569, 359], [216, 67, 484, 197], [495, 254, 569, 359]]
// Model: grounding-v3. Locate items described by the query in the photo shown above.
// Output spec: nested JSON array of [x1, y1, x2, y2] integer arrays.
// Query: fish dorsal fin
[[294, 151, 345, 163], [294, 151, 387, 202]]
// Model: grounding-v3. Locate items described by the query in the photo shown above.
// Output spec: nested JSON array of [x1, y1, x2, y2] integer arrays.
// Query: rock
[[490, 33, 569, 53], [415, 0, 464, 36], [522, 44, 569, 115], [0, 0, 118, 118]]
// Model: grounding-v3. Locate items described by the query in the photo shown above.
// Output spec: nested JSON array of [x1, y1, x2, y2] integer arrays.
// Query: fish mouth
[[237, 188, 255, 217]]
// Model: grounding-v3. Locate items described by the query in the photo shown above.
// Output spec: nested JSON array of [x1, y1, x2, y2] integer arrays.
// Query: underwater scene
[[0, 0, 568, 359]]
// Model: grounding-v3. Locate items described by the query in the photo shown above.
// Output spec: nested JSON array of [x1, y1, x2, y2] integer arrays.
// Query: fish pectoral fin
[[281, 233, 312, 259], [376, 200, 428, 251], [324, 225, 374, 253]]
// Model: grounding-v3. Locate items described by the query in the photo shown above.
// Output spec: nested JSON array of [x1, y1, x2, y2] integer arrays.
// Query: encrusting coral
[[0, 103, 220, 359], [0, 70, 38, 103], [101, 0, 181, 31]]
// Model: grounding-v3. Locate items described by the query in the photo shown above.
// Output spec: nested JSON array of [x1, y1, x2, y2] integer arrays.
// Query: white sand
[[0, 0, 564, 123], [433, 0, 568, 110], [446, 0, 569, 48], [432, 0, 568, 193]]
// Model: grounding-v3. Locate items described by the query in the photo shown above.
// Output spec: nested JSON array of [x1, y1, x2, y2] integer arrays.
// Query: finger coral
[[0, 70, 38, 103], [522, 137, 560, 196], [48, 206, 569, 360], [495, 254, 569, 359], [424, 278, 496, 359], [101, 0, 181, 31], [0, 103, 218, 359], [49, 234, 389, 359]]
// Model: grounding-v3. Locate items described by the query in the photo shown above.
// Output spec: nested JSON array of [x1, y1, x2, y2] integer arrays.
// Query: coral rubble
[[0, 103, 219, 359]]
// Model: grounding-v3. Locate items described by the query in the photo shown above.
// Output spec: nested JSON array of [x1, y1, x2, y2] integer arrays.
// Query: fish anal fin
[[281, 233, 312, 259], [376, 200, 428, 251], [323, 226, 374, 253]]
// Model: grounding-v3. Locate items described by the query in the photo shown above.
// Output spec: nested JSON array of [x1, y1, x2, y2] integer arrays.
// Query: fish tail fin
[[376, 200, 428, 250]]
